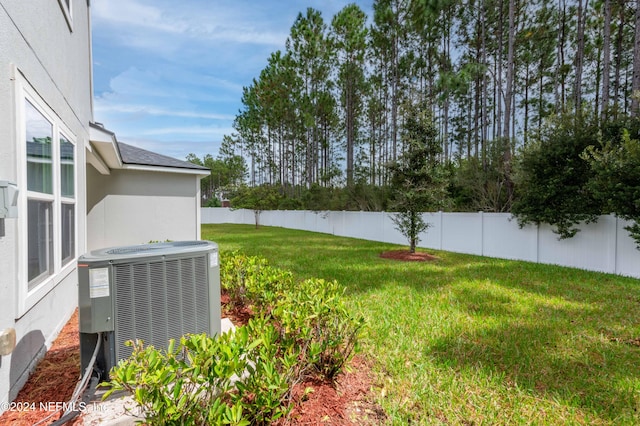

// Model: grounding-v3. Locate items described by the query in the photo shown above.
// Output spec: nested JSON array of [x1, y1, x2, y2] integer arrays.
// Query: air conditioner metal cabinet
[[78, 241, 220, 379]]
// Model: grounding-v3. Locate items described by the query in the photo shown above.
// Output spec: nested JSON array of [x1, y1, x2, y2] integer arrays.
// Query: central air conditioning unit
[[77, 240, 221, 379]]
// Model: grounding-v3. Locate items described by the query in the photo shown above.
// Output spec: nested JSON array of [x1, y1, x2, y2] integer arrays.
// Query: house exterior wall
[[0, 0, 91, 408], [87, 166, 201, 250]]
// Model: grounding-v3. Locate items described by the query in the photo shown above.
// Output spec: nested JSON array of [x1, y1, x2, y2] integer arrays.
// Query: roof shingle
[[117, 142, 208, 171]]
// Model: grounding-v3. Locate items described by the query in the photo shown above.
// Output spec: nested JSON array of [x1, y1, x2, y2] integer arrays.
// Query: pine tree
[[332, 4, 369, 186]]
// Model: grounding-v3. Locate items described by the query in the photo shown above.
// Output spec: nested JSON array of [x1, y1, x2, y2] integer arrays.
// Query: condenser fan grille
[[113, 255, 210, 360]]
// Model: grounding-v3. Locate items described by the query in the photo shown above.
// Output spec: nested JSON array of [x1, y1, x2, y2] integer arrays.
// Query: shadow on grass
[[204, 224, 640, 422], [204, 223, 454, 295], [427, 284, 640, 422]]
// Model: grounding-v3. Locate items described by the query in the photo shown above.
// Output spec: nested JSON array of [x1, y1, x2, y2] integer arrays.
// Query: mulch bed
[[286, 356, 387, 425], [380, 250, 437, 262], [0, 310, 82, 426], [1, 296, 385, 425]]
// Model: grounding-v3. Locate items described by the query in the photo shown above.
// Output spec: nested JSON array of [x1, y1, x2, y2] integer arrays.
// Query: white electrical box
[[0, 181, 18, 219]]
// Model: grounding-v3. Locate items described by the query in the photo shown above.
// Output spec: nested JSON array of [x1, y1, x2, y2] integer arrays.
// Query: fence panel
[[537, 215, 617, 274], [616, 218, 640, 278], [381, 213, 407, 245], [441, 213, 483, 256], [482, 213, 538, 261], [201, 208, 639, 279]]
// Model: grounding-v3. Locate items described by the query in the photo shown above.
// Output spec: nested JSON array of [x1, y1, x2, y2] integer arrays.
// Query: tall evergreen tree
[[332, 4, 369, 186], [632, 0, 640, 116], [288, 8, 334, 190]]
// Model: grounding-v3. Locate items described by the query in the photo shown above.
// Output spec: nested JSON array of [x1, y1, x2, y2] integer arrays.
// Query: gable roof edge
[[88, 123, 209, 177]]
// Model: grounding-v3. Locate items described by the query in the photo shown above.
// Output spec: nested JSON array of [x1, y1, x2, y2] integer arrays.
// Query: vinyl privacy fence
[[202, 208, 640, 279]]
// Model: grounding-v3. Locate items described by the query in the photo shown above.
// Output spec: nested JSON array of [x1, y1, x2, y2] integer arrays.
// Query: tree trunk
[[347, 75, 355, 185], [503, 0, 515, 141], [602, 0, 612, 120], [481, 0, 488, 168], [555, 0, 567, 112], [443, 25, 450, 163], [613, 4, 625, 118], [632, 0, 640, 117], [410, 212, 417, 253], [574, 0, 587, 112], [496, 0, 504, 140], [503, 0, 516, 206]]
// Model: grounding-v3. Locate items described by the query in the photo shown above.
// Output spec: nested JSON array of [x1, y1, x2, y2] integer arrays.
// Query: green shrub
[[221, 252, 364, 379], [220, 251, 294, 310], [238, 317, 299, 423], [272, 278, 364, 379], [104, 322, 294, 425], [106, 251, 364, 424], [104, 329, 256, 425]]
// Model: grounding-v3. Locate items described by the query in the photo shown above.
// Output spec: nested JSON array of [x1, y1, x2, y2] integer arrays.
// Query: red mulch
[[285, 356, 386, 425], [223, 293, 386, 425], [220, 293, 255, 325], [0, 310, 82, 426], [0, 296, 385, 426], [380, 250, 437, 262]]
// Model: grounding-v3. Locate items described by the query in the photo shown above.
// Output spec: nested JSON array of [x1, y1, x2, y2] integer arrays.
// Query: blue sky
[[91, 0, 372, 162]]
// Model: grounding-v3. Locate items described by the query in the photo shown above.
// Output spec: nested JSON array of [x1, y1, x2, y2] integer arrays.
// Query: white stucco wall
[[87, 166, 202, 251], [0, 0, 92, 408]]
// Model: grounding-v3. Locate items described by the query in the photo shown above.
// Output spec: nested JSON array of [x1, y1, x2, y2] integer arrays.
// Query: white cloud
[[143, 125, 234, 138], [92, 0, 287, 48], [94, 104, 235, 121], [92, 0, 188, 35], [96, 67, 242, 102], [90, 0, 373, 160]]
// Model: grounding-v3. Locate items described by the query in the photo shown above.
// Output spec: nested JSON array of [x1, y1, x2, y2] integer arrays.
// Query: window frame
[[59, 132, 76, 267], [15, 73, 78, 317]]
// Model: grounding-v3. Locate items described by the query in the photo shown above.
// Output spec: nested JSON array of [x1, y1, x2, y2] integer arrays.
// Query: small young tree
[[388, 100, 446, 253], [230, 184, 281, 228]]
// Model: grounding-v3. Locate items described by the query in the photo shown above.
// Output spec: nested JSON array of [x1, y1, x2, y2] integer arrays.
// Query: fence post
[[536, 221, 540, 264], [439, 211, 443, 250], [614, 215, 619, 275], [479, 211, 484, 257]]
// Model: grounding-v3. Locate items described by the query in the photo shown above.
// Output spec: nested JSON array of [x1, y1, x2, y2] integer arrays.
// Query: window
[[26, 100, 54, 287], [60, 135, 75, 265], [19, 80, 77, 303]]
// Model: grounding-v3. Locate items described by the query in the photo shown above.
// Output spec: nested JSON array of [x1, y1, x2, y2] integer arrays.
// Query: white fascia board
[[89, 125, 123, 169], [121, 163, 210, 177], [86, 148, 110, 175]]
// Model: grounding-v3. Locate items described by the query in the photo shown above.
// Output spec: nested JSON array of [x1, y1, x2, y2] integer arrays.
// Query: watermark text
[[1, 401, 107, 412]]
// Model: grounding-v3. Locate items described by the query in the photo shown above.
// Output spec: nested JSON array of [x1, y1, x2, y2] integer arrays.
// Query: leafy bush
[[221, 252, 365, 380], [583, 126, 640, 249], [220, 251, 294, 310], [450, 139, 513, 213], [105, 328, 259, 425], [512, 112, 602, 239], [105, 251, 364, 424], [238, 317, 300, 423], [272, 278, 364, 379]]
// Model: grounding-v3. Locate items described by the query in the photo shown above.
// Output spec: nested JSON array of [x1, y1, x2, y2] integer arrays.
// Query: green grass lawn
[[202, 224, 640, 425]]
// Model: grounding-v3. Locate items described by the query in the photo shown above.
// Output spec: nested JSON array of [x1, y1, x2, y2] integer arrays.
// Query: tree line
[[189, 0, 640, 244]]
